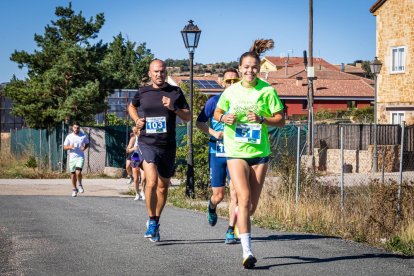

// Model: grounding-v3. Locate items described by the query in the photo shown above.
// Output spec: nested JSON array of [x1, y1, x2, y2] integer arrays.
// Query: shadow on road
[[155, 239, 225, 246], [252, 254, 413, 270], [252, 233, 336, 242]]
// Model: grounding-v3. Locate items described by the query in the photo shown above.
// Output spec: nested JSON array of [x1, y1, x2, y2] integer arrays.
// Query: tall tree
[[5, 3, 107, 129], [4, 3, 152, 129], [100, 33, 153, 89]]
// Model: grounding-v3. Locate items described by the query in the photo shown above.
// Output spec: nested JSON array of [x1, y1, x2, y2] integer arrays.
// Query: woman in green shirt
[[214, 39, 285, 269]]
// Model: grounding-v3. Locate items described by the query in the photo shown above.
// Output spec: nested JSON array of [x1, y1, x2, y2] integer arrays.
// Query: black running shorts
[[137, 142, 176, 178]]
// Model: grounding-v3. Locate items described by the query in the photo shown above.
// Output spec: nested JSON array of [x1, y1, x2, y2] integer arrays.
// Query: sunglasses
[[223, 78, 240, 85]]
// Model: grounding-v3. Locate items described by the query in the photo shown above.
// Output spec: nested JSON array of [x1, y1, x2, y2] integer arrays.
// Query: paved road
[[0, 181, 413, 275]]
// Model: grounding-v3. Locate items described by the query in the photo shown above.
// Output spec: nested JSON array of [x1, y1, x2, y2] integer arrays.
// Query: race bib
[[234, 123, 261, 144], [215, 140, 226, 157], [146, 117, 167, 133]]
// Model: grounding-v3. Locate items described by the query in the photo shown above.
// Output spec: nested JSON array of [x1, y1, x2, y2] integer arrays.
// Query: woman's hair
[[239, 39, 274, 65]]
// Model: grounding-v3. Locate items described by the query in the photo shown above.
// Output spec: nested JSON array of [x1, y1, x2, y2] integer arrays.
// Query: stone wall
[[314, 145, 400, 173]]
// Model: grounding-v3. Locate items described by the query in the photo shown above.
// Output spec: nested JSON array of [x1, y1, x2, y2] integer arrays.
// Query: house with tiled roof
[[370, 0, 414, 124], [260, 56, 339, 73], [260, 69, 374, 118], [333, 63, 367, 77]]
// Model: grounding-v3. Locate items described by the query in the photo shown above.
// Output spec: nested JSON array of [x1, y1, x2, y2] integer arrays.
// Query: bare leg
[[227, 159, 251, 234], [126, 160, 132, 177], [156, 175, 170, 217], [228, 180, 238, 227], [249, 163, 268, 216], [210, 186, 225, 208], [76, 170, 82, 187], [143, 161, 158, 217], [132, 168, 140, 195], [71, 173, 77, 189]]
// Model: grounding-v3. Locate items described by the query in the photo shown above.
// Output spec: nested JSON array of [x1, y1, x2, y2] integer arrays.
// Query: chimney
[[296, 76, 303, 86]]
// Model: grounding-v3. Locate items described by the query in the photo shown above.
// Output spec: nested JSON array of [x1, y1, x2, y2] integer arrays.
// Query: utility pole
[[307, 0, 315, 158]]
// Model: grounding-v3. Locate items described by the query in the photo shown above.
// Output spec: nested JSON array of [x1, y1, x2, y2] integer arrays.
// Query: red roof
[[263, 56, 339, 71], [260, 69, 374, 98]]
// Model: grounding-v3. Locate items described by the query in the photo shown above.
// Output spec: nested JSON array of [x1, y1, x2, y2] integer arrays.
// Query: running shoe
[[126, 176, 134, 184], [149, 225, 160, 242], [78, 185, 84, 193], [140, 191, 145, 200], [242, 255, 257, 269], [71, 189, 78, 197], [234, 206, 239, 238], [225, 228, 237, 244], [234, 225, 239, 238], [145, 220, 158, 238], [207, 201, 217, 226], [134, 193, 140, 201]]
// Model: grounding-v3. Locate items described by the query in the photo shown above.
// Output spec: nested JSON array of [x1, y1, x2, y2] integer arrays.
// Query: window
[[391, 111, 405, 125], [302, 100, 308, 110], [390, 46, 406, 73]]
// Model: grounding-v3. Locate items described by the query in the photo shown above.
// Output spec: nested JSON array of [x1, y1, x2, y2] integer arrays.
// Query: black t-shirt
[[131, 83, 189, 146]]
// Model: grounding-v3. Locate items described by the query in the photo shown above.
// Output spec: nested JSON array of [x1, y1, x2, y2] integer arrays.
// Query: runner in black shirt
[[128, 59, 190, 242]]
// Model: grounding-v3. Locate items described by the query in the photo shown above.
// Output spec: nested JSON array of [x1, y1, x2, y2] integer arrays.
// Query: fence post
[[48, 130, 52, 169], [340, 126, 344, 210], [295, 125, 301, 205], [39, 130, 42, 169], [381, 147, 385, 183], [397, 121, 405, 216], [60, 121, 64, 173]]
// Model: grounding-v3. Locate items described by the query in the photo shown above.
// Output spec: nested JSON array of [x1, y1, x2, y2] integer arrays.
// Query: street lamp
[[181, 20, 201, 197], [370, 56, 382, 172]]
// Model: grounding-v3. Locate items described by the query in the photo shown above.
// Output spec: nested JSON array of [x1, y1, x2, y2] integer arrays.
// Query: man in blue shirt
[[196, 68, 239, 244]]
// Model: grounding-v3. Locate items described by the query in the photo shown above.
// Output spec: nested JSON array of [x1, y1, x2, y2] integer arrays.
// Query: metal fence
[[6, 124, 188, 173]]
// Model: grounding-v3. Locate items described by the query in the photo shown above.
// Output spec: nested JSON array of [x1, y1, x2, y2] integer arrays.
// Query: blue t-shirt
[[197, 95, 225, 154]]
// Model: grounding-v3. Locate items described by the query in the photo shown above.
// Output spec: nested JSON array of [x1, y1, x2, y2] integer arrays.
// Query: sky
[[0, 0, 377, 83]]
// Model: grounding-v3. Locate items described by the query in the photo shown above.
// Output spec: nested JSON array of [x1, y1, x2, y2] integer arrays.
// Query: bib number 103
[[146, 117, 167, 133]]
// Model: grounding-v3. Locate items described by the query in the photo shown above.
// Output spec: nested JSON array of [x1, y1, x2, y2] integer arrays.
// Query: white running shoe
[[72, 189, 78, 197], [78, 186, 84, 193], [140, 191, 145, 200], [134, 194, 140, 201], [127, 176, 134, 184]]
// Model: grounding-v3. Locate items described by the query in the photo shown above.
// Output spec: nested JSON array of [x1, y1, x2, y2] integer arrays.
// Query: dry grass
[[0, 150, 111, 179], [254, 175, 414, 255]]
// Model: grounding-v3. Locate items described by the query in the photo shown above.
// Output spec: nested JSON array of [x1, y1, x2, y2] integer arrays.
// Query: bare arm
[[174, 108, 191, 122], [126, 136, 137, 153], [63, 145, 73, 150], [195, 121, 223, 140], [247, 111, 285, 127], [213, 108, 236, 125], [128, 103, 145, 129]]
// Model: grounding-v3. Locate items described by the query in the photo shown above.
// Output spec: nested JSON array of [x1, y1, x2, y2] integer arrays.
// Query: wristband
[[259, 116, 265, 124], [219, 114, 224, 122]]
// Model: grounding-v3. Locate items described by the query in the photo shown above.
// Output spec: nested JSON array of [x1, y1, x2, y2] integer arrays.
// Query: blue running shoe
[[225, 228, 237, 244], [149, 225, 160, 242], [144, 220, 157, 238], [207, 201, 217, 226]]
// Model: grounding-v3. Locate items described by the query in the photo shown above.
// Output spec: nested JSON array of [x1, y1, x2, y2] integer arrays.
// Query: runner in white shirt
[[63, 122, 90, 197]]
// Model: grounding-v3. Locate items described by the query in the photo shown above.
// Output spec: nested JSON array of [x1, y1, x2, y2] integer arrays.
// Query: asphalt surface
[[0, 181, 413, 275]]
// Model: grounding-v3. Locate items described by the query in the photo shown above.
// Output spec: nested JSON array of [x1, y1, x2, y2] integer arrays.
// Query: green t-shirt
[[216, 78, 284, 158]]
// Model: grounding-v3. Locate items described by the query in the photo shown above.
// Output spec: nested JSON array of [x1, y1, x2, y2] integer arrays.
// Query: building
[[0, 83, 24, 132], [260, 69, 374, 119], [370, 0, 414, 124]]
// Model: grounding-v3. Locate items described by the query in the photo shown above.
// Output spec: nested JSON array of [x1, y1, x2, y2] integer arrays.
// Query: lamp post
[[181, 20, 201, 197], [370, 56, 382, 173]]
